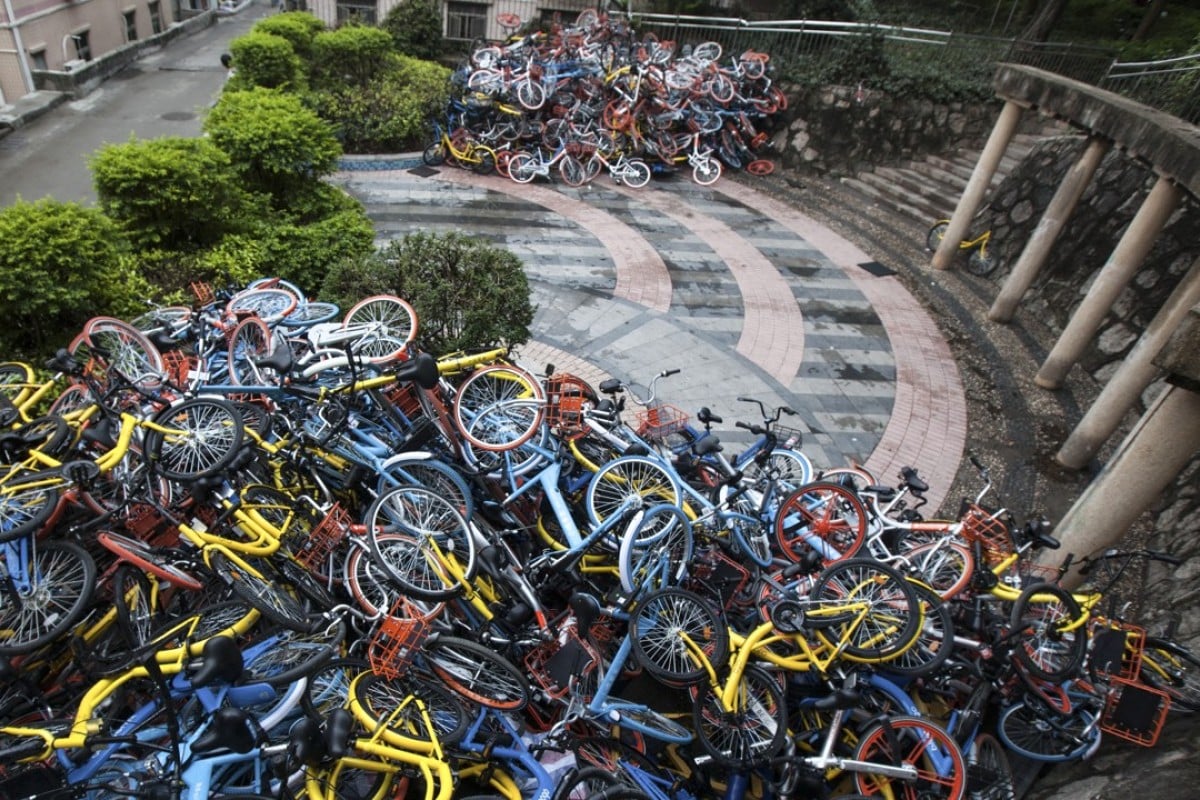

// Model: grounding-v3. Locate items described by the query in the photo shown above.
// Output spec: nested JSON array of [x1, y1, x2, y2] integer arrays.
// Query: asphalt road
[[0, 3, 272, 208]]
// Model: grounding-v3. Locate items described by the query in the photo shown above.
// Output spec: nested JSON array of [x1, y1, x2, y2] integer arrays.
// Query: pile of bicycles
[[425, 10, 784, 187], [1, 276, 1197, 800]]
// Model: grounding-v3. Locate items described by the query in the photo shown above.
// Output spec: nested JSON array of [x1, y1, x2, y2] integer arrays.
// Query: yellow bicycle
[[926, 219, 998, 276]]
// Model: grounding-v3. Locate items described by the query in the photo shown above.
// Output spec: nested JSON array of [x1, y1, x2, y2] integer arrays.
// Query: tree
[[226, 31, 305, 91], [381, 0, 445, 61], [321, 232, 535, 355], [1019, 0, 1071, 42], [251, 11, 326, 61], [0, 199, 150, 359], [203, 88, 342, 213], [311, 25, 395, 89], [1132, 0, 1168, 42], [91, 136, 261, 251]]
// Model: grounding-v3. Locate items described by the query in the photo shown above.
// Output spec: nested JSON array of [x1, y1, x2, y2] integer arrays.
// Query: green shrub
[[0, 199, 149, 359], [321, 232, 534, 355], [262, 209, 376, 293], [227, 31, 304, 91], [252, 11, 326, 61], [313, 56, 451, 153], [312, 25, 395, 89], [381, 0, 445, 61], [91, 136, 261, 251], [204, 88, 342, 208]]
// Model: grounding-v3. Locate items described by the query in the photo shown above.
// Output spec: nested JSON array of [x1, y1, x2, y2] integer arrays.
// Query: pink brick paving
[[429, 170, 673, 312], [715, 181, 967, 511], [613, 184, 806, 386]]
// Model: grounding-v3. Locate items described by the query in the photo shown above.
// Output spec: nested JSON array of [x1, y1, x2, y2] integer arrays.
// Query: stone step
[[908, 159, 970, 192], [839, 176, 944, 225], [857, 170, 953, 221]]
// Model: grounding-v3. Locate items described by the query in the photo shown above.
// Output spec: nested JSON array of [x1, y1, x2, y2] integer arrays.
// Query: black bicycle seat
[[189, 635, 244, 688], [193, 707, 257, 754]]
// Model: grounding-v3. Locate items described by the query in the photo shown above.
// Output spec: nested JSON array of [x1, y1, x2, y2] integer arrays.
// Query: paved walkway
[[333, 167, 967, 510]]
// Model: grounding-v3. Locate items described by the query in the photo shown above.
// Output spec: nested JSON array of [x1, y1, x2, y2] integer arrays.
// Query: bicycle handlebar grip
[[969, 453, 984, 470], [660, 368, 680, 377], [1147, 549, 1184, 566]]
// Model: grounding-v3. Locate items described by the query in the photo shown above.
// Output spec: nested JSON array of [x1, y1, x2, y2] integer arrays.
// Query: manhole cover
[[161, 111, 195, 121]]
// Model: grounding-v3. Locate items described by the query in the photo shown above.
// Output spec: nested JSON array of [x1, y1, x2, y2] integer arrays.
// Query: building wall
[[1, 0, 177, 104], [304, 0, 595, 45]]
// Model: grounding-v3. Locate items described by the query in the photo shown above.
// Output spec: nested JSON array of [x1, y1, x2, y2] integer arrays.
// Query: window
[[446, 2, 487, 41], [335, 0, 376, 25], [124, 11, 138, 42], [30, 49, 48, 71], [149, 2, 163, 34], [72, 31, 92, 62]]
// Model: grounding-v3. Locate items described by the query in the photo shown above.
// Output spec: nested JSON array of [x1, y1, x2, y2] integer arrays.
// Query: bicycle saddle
[[189, 634, 244, 688], [288, 716, 326, 765], [569, 592, 602, 638], [46, 349, 82, 376], [325, 708, 354, 759], [193, 707, 258, 755], [253, 342, 295, 375], [395, 351, 440, 391], [692, 436, 722, 456], [900, 466, 929, 494]]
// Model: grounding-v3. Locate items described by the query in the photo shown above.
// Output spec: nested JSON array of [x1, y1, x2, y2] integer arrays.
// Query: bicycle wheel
[[97, 531, 204, 591], [1009, 583, 1086, 682], [995, 700, 1099, 762], [559, 154, 588, 187], [227, 316, 279, 387], [342, 295, 418, 365], [926, 221, 949, 252], [808, 558, 921, 662], [515, 79, 547, 110], [145, 397, 244, 481], [621, 160, 652, 188], [904, 540, 974, 600], [507, 152, 539, 183], [617, 505, 693, 594], [279, 301, 340, 329], [377, 454, 474, 519], [0, 479, 60, 543], [352, 670, 469, 746], [112, 563, 166, 652], [241, 619, 344, 687], [586, 456, 681, 529], [365, 485, 477, 600], [1141, 637, 1200, 711], [692, 157, 722, 186], [691, 664, 787, 768], [208, 551, 312, 632], [853, 715, 967, 800], [741, 448, 814, 492], [303, 656, 369, 719], [81, 317, 166, 390], [226, 287, 298, 325], [966, 732, 1015, 800], [966, 249, 998, 277], [608, 704, 693, 744], [0, 361, 35, 408], [423, 141, 447, 166], [452, 364, 545, 452], [631, 587, 728, 685], [882, 581, 954, 679], [424, 635, 531, 710], [346, 536, 446, 620], [0, 538, 96, 655], [470, 147, 497, 175], [774, 481, 868, 566]]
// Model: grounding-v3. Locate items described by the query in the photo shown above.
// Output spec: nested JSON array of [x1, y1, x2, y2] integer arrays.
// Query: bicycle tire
[[995, 700, 1099, 762], [241, 618, 344, 687], [904, 540, 974, 600], [226, 286, 298, 325], [1141, 636, 1200, 711], [774, 481, 868, 566], [617, 504, 693, 594], [691, 157, 722, 186], [365, 485, 477, 600], [303, 656, 369, 719], [0, 538, 96, 655], [470, 147, 497, 175], [377, 453, 474, 519], [279, 301, 340, 329], [111, 563, 166, 652], [346, 535, 446, 619], [80, 317, 166, 390], [853, 715, 967, 800], [0, 361, 35, 408], [516, 79, 547, 110], [741, 448, 814, 491], [691, 664, 787, 768], [425, 635, 530, 711], [342, 294, 418, 364], [145, 397, 244, 481], [452, 364, 545, 452], [0, 478, 60, 543], [353, 670, 469, 746], [622, 160, 652, 188], [607, 704, 693, 744], [423, 141, 447, 166], [926, 221, 949, 252], [967, 732, 1015, 800], [208, 551, 313, 632], [808, 558, 921, 662], [227, 316, 279, 387], [507, 152, 538, 183], [1009, 583, 1086, 682], [559, 154, 588, 186], [585, 455, 681, 530], [881, 581, 955, 678], [631, 587, 728, 684], [967, 249, 998, 277], [16, 416, 71, 458]]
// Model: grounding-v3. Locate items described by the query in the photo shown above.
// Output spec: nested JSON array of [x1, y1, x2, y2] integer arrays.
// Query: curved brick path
[[334, 168, 966, 510]]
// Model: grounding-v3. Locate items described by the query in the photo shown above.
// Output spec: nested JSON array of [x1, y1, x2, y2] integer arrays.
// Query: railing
[[630, 14, 1116, 85], [1101, 53, 1200, 124]]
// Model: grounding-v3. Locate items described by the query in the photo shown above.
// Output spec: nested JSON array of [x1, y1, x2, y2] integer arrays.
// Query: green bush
[[227, 31, 305, 91], [261, 208, 376, 294], [312, 55, 451, 153], [204, 88, 342, 208], [321, 232, 534, 355], [0, 199, 150, 359], [381, 0, 445, 61], [312, 25, 395, 89], [252, 11, 326, 61], [91, 136, 261, 251]]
